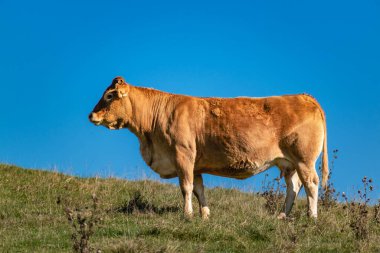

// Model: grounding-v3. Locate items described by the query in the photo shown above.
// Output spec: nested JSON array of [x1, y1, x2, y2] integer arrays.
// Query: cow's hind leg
[[295, 162, 319, 218], [193, 174, 210, 219], [278, 169, 302, 219]]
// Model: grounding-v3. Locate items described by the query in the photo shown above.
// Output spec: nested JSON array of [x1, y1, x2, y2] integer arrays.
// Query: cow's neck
[[126, 86, 171, 138]]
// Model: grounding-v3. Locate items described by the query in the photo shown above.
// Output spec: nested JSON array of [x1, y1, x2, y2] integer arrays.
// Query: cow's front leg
[[193, 174, 210, 219], [179, 173, 194, 219], [175, 148, 195, 219]]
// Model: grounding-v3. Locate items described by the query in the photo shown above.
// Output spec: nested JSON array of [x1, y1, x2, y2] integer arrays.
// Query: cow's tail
[[321, 109, 329, 190]]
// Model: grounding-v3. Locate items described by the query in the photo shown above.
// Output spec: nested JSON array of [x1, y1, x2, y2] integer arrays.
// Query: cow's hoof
[[184, 212, 194, 220], [308, 213, 318, 220], [201, 206, 210, 220], [277, 213, 295, 221], [307, 210, 318, 219], [277, 212, 287, 220]]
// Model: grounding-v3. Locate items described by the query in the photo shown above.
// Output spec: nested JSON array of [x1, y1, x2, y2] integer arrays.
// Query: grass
[[0, 164, 379, 252]]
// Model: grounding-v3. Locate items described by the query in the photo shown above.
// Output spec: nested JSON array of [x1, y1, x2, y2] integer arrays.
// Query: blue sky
[[0, 0, 379, 197]]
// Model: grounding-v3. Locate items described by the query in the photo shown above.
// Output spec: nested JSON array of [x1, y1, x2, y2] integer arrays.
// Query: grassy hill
[[0, 164, 379, 253]]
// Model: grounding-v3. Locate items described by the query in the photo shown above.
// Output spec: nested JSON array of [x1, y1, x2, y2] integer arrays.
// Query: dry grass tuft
[[260, 175, 285, 215], [319, 149, 340, 208], [60, 194, 101, 253], [343, 176, 374, 240], [374, 200, 380, 224]]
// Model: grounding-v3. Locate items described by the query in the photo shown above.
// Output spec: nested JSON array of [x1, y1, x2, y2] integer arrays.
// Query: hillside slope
[[0, 164, 379, 252]]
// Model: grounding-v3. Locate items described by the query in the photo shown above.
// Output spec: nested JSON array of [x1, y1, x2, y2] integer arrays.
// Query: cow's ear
[[113, 76, 125, 85], [113, 76, 129, 98]]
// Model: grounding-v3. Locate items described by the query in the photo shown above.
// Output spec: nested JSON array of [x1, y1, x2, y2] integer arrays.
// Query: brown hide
[[89, 77, 328, 219]]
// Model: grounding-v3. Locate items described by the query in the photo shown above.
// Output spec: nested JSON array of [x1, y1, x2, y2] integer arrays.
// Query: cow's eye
[[105, 93, 114, 102]]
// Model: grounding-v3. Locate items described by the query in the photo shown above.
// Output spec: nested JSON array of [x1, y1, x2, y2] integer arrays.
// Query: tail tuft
[[321, 117, 329, 190]]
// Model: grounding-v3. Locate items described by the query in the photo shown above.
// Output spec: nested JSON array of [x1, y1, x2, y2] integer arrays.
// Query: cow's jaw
[[105, 119, 126, 130]]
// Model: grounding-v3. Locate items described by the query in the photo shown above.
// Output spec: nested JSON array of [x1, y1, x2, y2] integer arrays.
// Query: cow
[[89, 76, 328, 220]]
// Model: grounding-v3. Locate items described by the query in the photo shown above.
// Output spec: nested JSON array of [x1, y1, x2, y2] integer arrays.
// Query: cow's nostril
[[88, 113, 93, 121]]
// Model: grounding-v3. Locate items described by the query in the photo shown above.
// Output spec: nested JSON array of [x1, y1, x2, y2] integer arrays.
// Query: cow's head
[[88, 76, 132, 130]]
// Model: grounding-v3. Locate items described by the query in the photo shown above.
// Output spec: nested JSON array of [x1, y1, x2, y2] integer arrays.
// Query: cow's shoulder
[[169, 95, 207, 117]]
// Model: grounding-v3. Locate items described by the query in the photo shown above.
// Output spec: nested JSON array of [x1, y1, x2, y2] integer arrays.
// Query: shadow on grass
[[247, 228, 270, 242], [114, 192, 180, 215]]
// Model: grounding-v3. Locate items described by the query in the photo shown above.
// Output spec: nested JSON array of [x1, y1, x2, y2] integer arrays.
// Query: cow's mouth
[[89, 119, 102, 126], [106, 119, 125, 130]]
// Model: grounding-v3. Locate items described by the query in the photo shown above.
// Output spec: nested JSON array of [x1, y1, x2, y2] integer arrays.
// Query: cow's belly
[[196, 161, 273, 179]]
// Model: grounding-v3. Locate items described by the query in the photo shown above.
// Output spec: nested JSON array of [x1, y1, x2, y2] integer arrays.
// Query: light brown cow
[[89, 77, 328, 219]]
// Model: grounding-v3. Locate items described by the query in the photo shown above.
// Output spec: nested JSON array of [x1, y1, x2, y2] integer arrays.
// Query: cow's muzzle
[[88, 112, 102, 125]]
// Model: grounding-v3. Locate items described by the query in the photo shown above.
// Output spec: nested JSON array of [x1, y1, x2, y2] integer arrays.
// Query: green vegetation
[[0, 164, 379, 252]]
